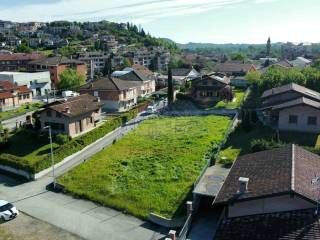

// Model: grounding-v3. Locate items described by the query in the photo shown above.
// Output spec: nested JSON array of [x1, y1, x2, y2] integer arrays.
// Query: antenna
[[311, 173, 320, 216]]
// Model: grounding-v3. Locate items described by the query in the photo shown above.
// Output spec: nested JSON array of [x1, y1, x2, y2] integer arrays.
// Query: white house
[[0, 71, 51, 97]]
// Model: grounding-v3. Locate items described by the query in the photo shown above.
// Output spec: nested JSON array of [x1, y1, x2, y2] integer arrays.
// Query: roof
[[80, 77, 141, 91], [28, 56, 84, 66], [47, 94, 102, 118], [271, 97, 320, 111], [171, 68, 192, 76], [0, 81, 32, 99], [214, 145, 320, 204], [130, 64, 154, 77], [202, 72, 230, 85], [261, 83, 320, 100], [0, 53, 44, 61], [215, 208, 320, 240], [213, 63, 255, 73]]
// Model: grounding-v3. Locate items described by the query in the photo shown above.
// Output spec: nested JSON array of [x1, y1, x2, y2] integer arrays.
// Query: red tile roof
[[0, 53, 44, 61]]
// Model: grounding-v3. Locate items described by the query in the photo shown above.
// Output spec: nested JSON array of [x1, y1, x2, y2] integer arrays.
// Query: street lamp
[[43, 125, 55, 189]]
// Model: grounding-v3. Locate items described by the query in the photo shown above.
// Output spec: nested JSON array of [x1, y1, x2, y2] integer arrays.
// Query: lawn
[[213, 89, 247, 109], [0, 103, 44, 121], [219, 124, 319, 166], [58, 116, 232, 219]]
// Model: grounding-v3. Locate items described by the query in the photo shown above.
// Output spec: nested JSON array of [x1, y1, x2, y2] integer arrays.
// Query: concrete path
[[0, 173, 167, 240]]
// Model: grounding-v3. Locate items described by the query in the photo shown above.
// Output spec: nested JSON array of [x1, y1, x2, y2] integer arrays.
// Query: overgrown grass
[[219, 124, 318, 166], [58, 116, 232, 219], [0, 103, 44, 121], [213, 89, 246, 109]]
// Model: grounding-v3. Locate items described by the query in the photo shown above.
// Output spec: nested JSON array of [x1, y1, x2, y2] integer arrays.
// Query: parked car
[[146, 106, 157, 114], [0, 200, 19, 221]]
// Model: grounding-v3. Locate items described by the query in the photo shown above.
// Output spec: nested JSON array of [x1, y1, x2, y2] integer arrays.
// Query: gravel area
[[0, 212, 83, 240]]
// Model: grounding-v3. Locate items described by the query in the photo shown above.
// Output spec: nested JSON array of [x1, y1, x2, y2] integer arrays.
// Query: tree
[[303, 67, 320, 92], [266, 37, 271, 56], [219, 85, 234, 102], [58, 69, 86, 90], [16, 44, 32, 53], [231, 53, 247, 62], [167, 68, 174, 106], [245, 71, 262, 86]]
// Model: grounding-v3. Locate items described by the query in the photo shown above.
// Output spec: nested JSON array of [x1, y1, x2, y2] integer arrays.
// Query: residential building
[[79, 77, 140, 112], [28, 56, 87, 87], [290, 56, 312, 69], [281, 42, 313, 60], [261, 83, 320, 133], [76, 51, 109, 78], [0, 81, 32, 112], [0, 52, 45, 71], [214, 145, 320, 240], [213, 62, 257, 76], [189, 73, 231, 105], [133, 48, 171, 70], [39, 94, 102, 138], [157, 68, 200, 87], [99, 35, 118, 51], [0, 71, 51, 97], [114, 68, 156, 97]]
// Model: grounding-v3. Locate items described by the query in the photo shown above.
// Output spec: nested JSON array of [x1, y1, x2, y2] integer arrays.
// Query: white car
[[0, 200, 19, 221], [146, 106, 157, 114]]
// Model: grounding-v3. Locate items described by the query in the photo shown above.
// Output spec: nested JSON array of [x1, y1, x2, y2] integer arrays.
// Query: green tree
[[16, 44, 32, 53], [58, 69, 86, 90], [58, 46, 77, 58], [245, 71, 262, 86], [266, 37, 271, 56], [303, 67, 320, 92], [231, 53, 247, 62]]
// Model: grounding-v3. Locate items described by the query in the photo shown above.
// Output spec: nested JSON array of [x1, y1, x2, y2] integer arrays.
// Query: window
[[289, 115, 298, 124], [56, 112, 62, 118], [46, 110, 52, 117], [308, 116, 317, 125]]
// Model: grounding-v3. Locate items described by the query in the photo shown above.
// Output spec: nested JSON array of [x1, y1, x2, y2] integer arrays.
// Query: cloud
[[0, 0, 246, 23]]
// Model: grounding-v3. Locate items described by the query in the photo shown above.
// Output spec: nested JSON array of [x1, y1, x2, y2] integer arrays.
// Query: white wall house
[[0, 71, 51, 97]]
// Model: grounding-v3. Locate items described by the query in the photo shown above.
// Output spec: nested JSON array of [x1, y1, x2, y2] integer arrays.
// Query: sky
[[0, 0, 319, 44]]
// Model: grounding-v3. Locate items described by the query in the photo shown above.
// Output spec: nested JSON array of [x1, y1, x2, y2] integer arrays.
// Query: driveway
[[0, 174, 167, 240]]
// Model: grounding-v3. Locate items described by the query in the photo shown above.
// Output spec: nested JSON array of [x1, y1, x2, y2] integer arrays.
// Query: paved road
[[0, 174, 166, 240]]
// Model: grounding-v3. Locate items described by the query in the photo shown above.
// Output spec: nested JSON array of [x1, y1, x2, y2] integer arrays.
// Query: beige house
[[214, 145, 320, 239], [261, 83, 320, 133], [0, 81, 32, 112], [40, 94, 102, 138]]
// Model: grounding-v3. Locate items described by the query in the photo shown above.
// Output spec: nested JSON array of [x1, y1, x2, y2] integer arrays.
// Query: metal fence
[[178, 214, 193, 240]]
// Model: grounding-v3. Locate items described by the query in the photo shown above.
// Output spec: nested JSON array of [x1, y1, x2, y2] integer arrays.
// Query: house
[[79, 77, 140, 112], [213, 62, 257, 76], [189, 73, 231, 105], [117, 67, 156, 97], [28, 56, 87, 87], [290, 56, 312, 69], [0, 81, 32, 112], [260, 83, 320, 133], [76, 51, 109, 78], [214, 145, 320, 240], [156, 68, 200, 88], [39, 94, 102, 138], [0, 52, 45, 71], [0, 71, 51, 97]]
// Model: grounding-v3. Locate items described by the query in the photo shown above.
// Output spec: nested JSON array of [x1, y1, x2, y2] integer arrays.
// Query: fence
[[177, 214, 193, 240]]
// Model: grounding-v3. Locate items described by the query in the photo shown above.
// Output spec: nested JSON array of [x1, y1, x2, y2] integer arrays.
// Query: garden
[[0, 102, 44, 121], [58, 115, 232, 219], [0, 102, 149, 174]]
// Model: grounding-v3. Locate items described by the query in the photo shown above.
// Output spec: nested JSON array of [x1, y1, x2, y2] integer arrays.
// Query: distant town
[[0, 18, 320, 240]]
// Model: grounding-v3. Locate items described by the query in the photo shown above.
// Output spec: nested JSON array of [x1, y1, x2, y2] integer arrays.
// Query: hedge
[[0, 101, 151, 174]]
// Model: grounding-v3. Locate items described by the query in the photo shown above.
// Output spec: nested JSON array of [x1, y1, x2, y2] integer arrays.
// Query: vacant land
[[58, 116, 232, 219], [0, 213, 82, 240], [0, 103, 44, 121]]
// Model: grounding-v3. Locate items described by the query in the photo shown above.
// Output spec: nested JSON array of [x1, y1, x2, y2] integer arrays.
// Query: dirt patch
[[0, 212, 83, 240]]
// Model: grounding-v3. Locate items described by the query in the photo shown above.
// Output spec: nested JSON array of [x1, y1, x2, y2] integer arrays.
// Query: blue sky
[[0, 0, 319, 44]]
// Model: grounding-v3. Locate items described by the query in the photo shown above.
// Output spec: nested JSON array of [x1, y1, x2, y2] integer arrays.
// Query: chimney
[[65, 107, 71, 114], [238, 177, 249, 194]]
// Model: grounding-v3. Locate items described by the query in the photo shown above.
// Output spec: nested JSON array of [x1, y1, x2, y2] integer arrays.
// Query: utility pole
[[44, 126, 55, 189]]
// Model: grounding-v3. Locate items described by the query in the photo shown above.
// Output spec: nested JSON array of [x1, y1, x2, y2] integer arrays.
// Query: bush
[[219, 156, 234, 167], [251, 139, 287, 153], [56, 134, 70, 145]]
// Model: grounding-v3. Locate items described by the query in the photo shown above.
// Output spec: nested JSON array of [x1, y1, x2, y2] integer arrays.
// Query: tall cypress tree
[[266, 37, 271, 56], [167, 68, 174, 107]]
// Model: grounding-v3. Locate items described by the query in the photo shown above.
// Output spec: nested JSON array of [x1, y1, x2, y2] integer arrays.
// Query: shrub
[[251, 139, 287, 153], [219, 156, 234, 167], [56, 134, 70, 145]]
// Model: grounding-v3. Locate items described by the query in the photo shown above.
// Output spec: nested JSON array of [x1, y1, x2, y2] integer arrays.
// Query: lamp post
[[44, 125, 55, 189]]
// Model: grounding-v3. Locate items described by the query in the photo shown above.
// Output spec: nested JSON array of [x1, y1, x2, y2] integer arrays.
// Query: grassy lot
[[0, 103, 44, 121], [219, 124, 319, 166], [58, 116, 232, 219], [213, 89, 246, 109]]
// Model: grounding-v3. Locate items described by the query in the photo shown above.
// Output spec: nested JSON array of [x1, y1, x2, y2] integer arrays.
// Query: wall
[[278, 105, 320, 133], [228, 194, 314, 218]]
